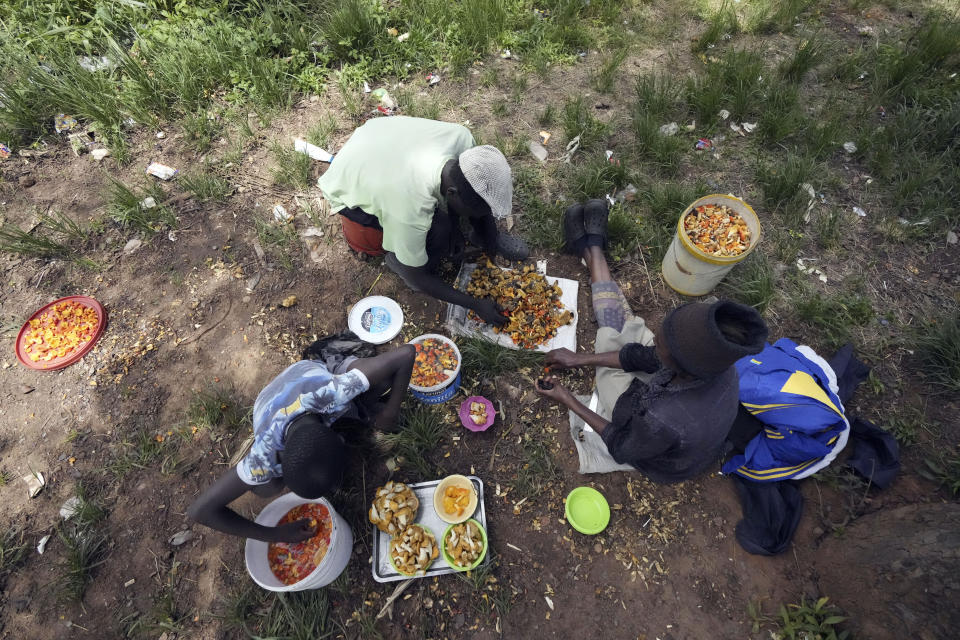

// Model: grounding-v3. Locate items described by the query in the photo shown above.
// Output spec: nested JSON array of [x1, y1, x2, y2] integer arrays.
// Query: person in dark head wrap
[[534, 199, 768, 482]]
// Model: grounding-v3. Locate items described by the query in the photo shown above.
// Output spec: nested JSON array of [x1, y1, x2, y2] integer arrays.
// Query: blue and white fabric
[[723, 338, 850, 482]]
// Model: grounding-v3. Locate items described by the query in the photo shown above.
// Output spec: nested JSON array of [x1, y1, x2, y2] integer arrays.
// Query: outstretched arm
[[349, 345, 416, 430], [390, 261, 507, 327], [187, 468, 315, 543], [545, 348, 623, 371]]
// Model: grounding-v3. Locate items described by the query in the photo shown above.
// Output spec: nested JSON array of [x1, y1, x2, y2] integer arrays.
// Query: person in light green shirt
[[318, 116, 528, 326]]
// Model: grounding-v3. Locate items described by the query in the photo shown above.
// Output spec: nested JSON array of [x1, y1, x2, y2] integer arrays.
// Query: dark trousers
[[339, 206, 498, 273]]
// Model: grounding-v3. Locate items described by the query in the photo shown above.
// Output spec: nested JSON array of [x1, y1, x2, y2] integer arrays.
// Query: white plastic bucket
[[661, 194, 761, 297], [245, 494, 353, 592], [408, 334, 462, 404]]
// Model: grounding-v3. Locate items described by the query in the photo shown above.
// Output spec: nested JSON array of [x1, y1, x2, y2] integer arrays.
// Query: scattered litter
[[156, 131, 166, 139], [842, 141, 858, 154], [387, 28, 399, 37], [141, 196, 157, 209], [730, 122, 746, 136], [605, 150, 616, 164], [54, 114, 78, 133], [281, 295, 298, 308], [91, 148, 110, 162], [0, 143, 10, 160], [857, 25, 876, 37], [363, 81, 372, 93], [718, 109, 730, 120], [78, 56, 114, 72], [528, 141, 548, 162], [853, 206, 867, 218], [947, 231, 957, 245], [742, 122, 757, 133], [294, 138, 334, 163], [272, 204, 292, 223], [796, 258, 828, 283], [695, 138, 712, 151], [169, 529, 194, 546], [37, 535, 51, 555], [245, 272, 262, 292], [23, 472, 44, 498], [123, 238, 143, 255], [614, 183, 638, 203], [124, 579, 136, 588], [560, 135, 581, 163], [878, 106, 887, 119], [659, 122, 679, 136], [685, 121, 696, 131], [396, 32, 410, 42], [545, 596, 554, 611], [899, 217, 931, 226], [385, 457, 400, 472], [539, 131, 551, 145], [371, 88, 396, 110], [500, 49, 512, 59], [146, 162, 178, 180], [59, 497, 82, 520], [300, 227, 326, 264], [426, 72, 441, 85], [506, 543, 522, 552], [168, 231, 177, 242], [19, 384, 35, 394], [68, 133, 91, 156], [802, 183, 817, 222]]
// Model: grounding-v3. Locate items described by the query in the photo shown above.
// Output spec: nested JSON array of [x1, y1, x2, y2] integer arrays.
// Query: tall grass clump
[[105, 179, 175, 234], [720, 252, 776, 312], [914, 311, 960, 393], [562, 95, 609, 150]]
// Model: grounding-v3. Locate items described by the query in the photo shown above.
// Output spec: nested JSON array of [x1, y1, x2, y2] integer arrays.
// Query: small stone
[[528, 141, 548, 162], [947, 230, 958, 245], [169, 529, 194, 546], [281, 295, 298, 308], [19, 384, 35, 394], [593, 543, 602, 554], [123, 238, 143, 255], [843, 141, 858, 154], [19, 176, 36, 188], [91, 148, 110, 161]]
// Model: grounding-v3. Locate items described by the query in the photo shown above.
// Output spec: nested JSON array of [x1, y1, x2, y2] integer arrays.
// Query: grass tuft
[[254, 216, 300, 271], [720, 252, 776, 312], [562, 96, 609, 150], [459, 336, 544, 381], [270, 142, 314, 191], [913, 311, 960, 393], [375, 404, 446, 478], [794, 292, 873, 349], [511, 436, 561, 500], [779, 36, 825, 84], [56, 523, 109, 602], [187, 385, 251, 433], [106, 179, 176, 234], [0, 526, 30, 581], [180, 171, 231, 203]]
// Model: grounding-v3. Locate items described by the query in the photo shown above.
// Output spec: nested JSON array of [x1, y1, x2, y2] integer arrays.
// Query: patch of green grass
[[336, 71, 366, 124], [568, 154, 629, 200], [747, 0, 816, 35], [514, 165, 562, 250], [70, 483, 107, 529], [270, 142, 314, 191], [105, 178, 176, 235], [307, 113, 339, 150], [221, 586, 331, 640], [636, 179, 709, 258], [919, 446, 960, 497], [755, 154, 818, 215], [511, 72, 529, 103], [459, 336, 544, 380], [106, 428, 169, 479], [56, 523, 109, 603], [182, 111, 220, 153], [814, 207, 846, 251], [872, 17, 960, 103], [0, 525, 29, 580], [594, 48, 629, 93], [749, 596, 850, 639], [376, 404, 446, 478], [180, 171, 231, 203], [480, 68, 499, 89], [491, 99, 510, 118], [913, 311, 960, 393], [562, 95, 609, 150], [720, 251, 776, 312], [0, 468, 12, 486], [756, 82, 803, 145], [607, 203, 643, 260], [634, 72, 685, 121], [255, 216, 300, 271], [0, 208, 94, 264], [538, 104, 557, 127], [778, 36, 825, 84], [794, 291, 873, 349], [511, 436, 561, 501], [885, 404, 937, 447], [187, 385, 250, 433], [693, 1, 739, 53]]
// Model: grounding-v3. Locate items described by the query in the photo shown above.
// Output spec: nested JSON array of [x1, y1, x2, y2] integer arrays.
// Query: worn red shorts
[[340, 216, 385, 256]]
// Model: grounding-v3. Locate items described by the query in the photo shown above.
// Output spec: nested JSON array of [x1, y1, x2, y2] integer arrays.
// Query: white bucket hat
[[458, 145, 512, 219]]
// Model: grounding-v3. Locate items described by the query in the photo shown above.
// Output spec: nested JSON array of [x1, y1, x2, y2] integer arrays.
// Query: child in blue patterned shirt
[[187, 344, 415, 542]]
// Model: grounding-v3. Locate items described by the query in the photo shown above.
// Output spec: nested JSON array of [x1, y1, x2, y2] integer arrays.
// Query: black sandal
[[583, 199, 609, 249], [563, 203, 586, 254]]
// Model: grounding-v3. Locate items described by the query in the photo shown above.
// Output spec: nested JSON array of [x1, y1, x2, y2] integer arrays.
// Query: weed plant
[[0, 526, 29, 580], [180, 172, 231, 203], [914, 311, 960, 393], [594, 48, 629, 93], [562, 96, 609, 150], [459, 336, 543, 380], [755, 155, 817, 214], [720, 252, 776, 312], [747, 0, 816, 35], [919, 447, 960, 497], [307, 114, 339, 150], [56, 524, 109, 602], [106, 179, 175, 234], [693, 2, 739, 53], [794, 292, 873, 349], [511, 436, 561, 500], [270, 142, 314, 191], [568, 155, 629, 200], [779, 36, 825, 84], [0, 210, 95, 265], [375, 404, 446, 478], [749, 596, 849, 639], [187, 385, 251, 433]]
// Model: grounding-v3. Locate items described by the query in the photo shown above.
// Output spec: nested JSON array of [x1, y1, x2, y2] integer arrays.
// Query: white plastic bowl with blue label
[[348, 296, 404, 344]]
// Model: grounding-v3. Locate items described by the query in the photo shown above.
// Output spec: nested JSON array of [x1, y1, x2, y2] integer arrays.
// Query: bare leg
[[583, 245, 632, 331], [582, 245, 612, 284]]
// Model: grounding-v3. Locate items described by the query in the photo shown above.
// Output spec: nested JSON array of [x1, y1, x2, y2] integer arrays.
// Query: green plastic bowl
[[564, 487, 610, 535], [388, 524, 437, 577], [441, 519, 488, 572]]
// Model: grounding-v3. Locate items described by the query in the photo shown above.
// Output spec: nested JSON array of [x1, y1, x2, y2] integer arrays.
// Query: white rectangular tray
[[445, 262, 579, 353], [372, 476, 489, 583]]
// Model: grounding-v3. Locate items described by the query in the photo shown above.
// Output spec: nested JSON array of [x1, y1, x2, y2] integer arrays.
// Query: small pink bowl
[[459, 396, 495, 432]]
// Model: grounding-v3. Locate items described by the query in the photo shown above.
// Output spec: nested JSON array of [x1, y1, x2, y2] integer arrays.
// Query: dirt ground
[[2, 2, 959, 640]]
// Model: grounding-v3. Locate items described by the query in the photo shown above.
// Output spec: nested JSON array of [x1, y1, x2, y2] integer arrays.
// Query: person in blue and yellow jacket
[[723, 338, 850, 481]]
